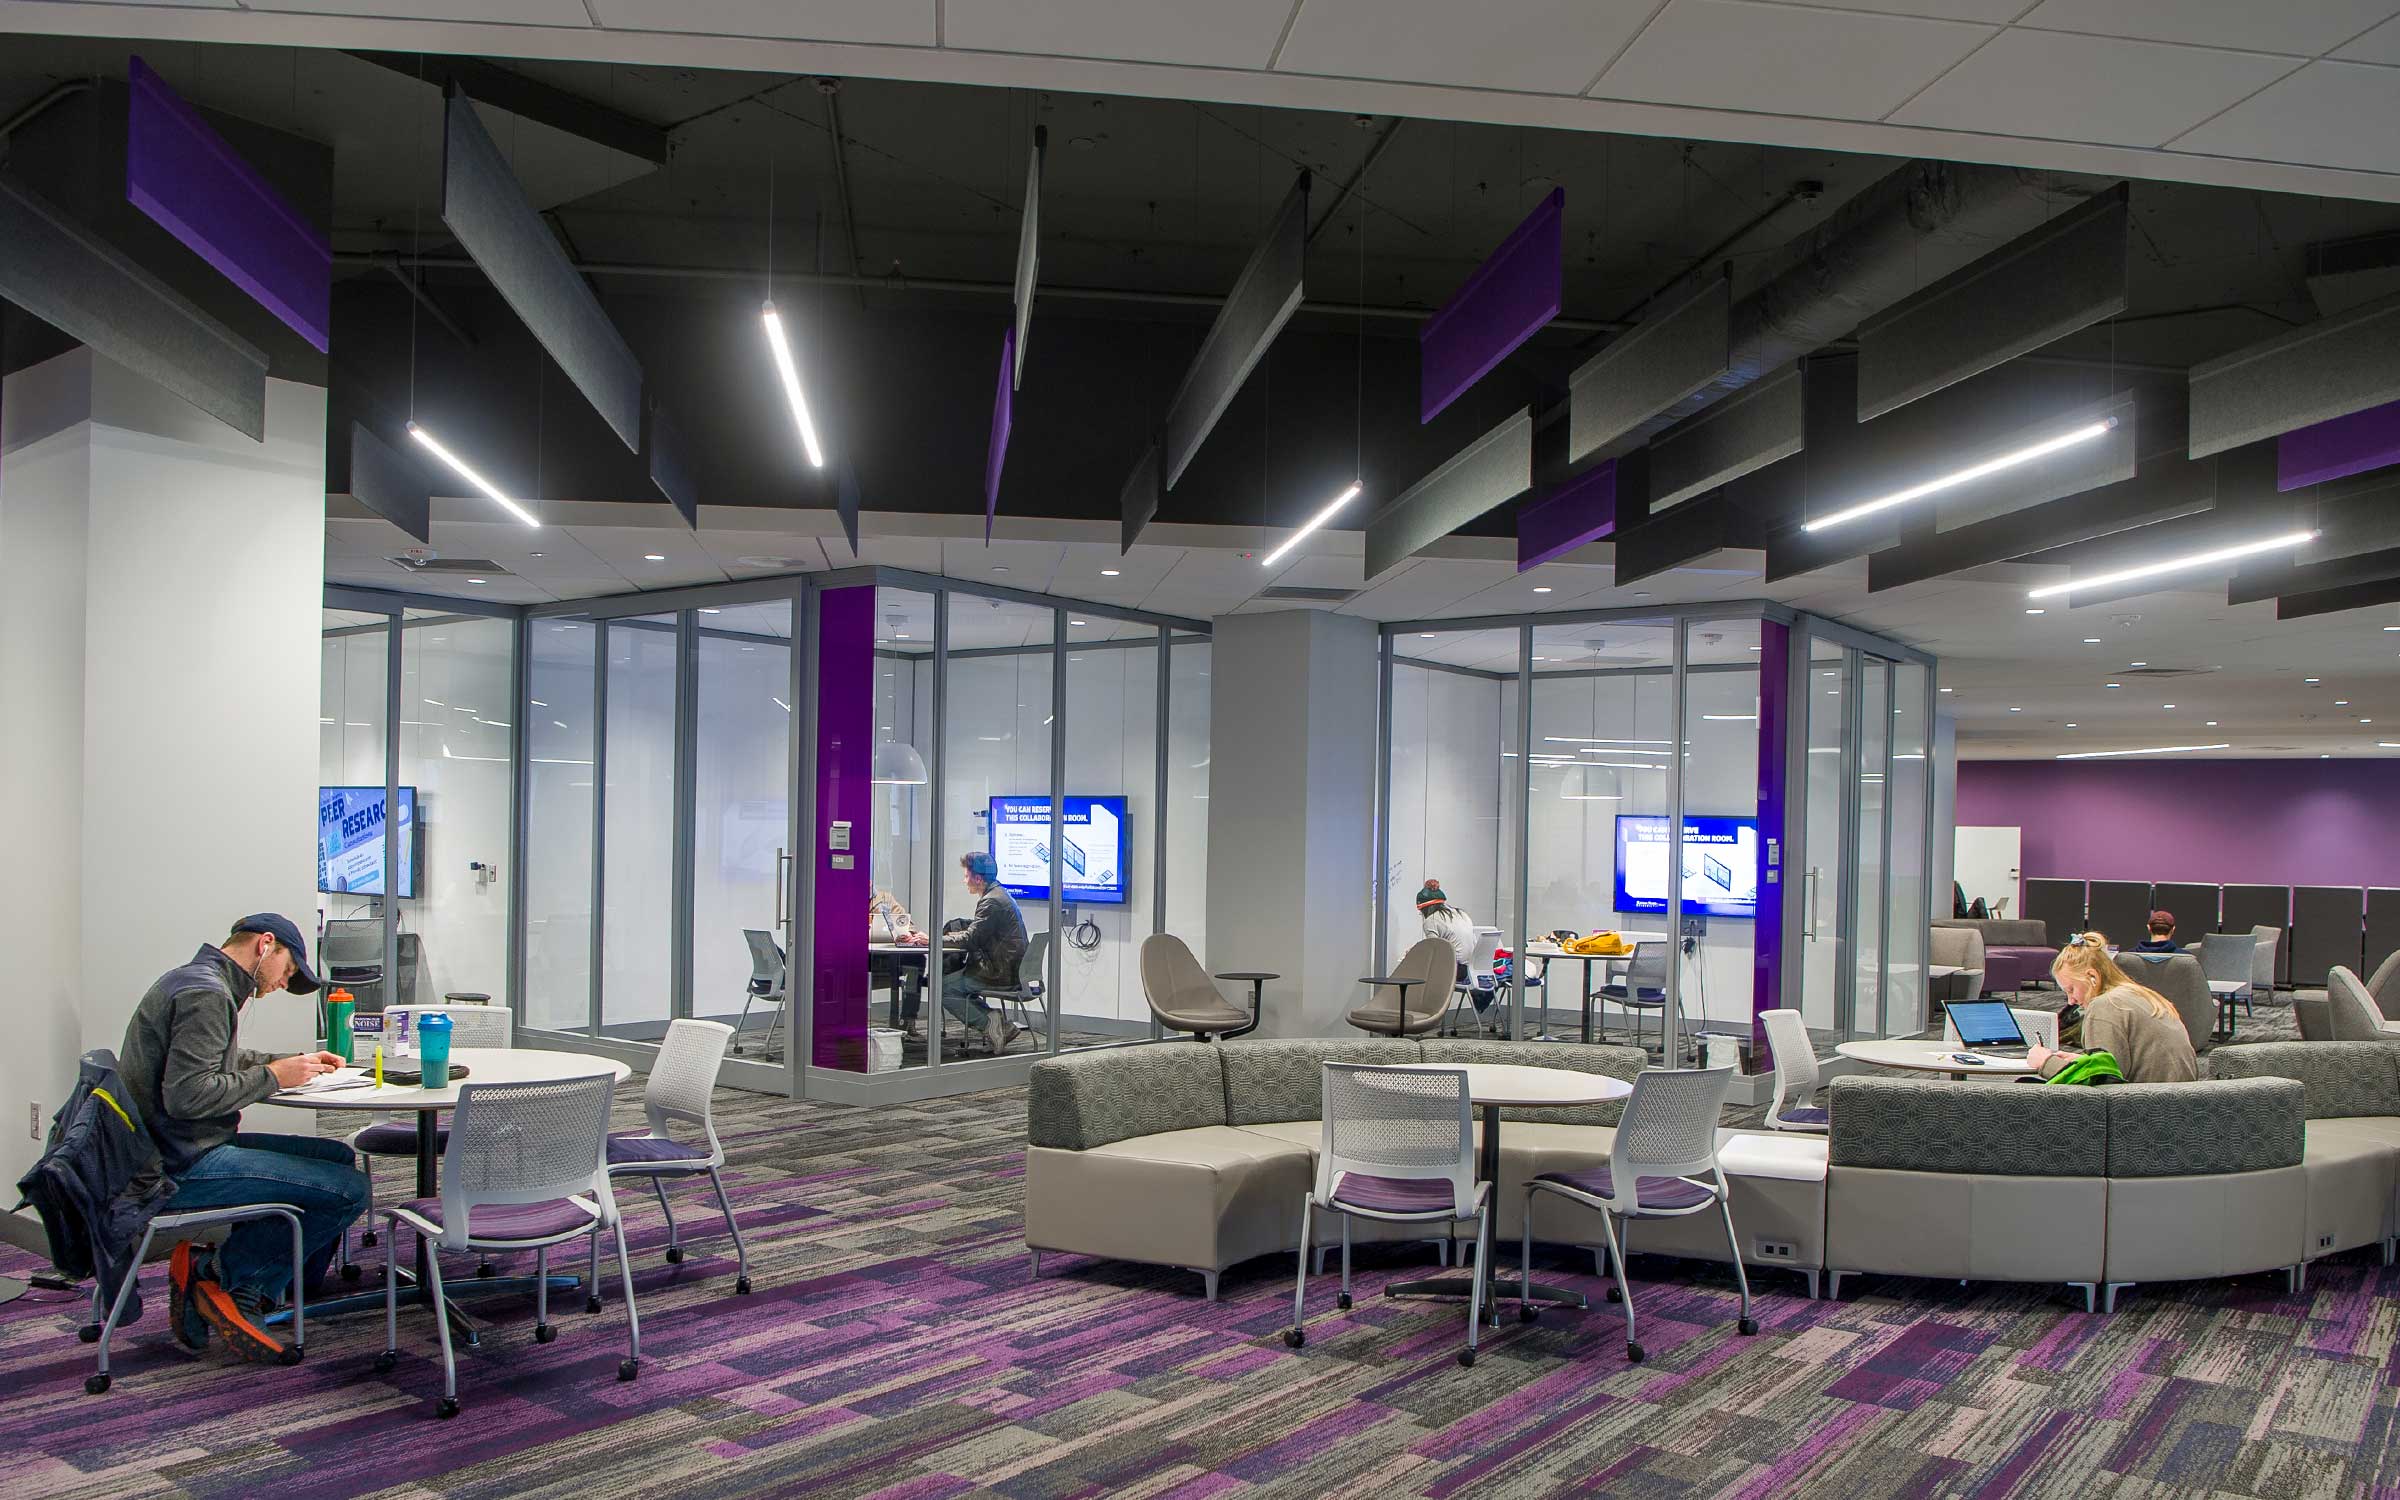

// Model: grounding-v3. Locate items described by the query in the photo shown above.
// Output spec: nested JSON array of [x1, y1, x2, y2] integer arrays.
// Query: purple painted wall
[[1751, 617, 1791, 1050], [812, 585, 874, 1070], [1956, 758, 2400, 888]]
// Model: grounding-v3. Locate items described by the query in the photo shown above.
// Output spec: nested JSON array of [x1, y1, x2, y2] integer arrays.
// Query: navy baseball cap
[[230, 913, 323, 994]]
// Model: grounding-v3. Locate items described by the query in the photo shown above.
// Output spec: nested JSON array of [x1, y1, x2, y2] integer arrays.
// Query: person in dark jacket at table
[[2133, 910, 2180, 954], [940, 852, 1030, 1054], [117, 915, 367, 1363]]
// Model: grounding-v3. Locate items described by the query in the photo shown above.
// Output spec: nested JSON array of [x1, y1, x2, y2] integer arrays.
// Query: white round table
[[270, 1045, 631, 1334], [1386, 1062, 1632, 1311], [1834, 1038, 2038, 1078]]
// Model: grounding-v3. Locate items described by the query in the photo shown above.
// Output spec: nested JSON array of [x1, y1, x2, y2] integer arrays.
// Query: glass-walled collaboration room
[[320, 569, 1209, 1104], [1376, 603, 1935, 1066]]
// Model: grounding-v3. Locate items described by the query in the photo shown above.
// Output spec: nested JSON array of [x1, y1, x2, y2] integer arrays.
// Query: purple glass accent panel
[[812, 585, 875, 1071], [985, 325, 1014, 542], [1516, 460, 1616, 571], [124, 55, 331, 353], [2279, 398, 2400, 490], [1421, 188, 1563, 424], [1751, 617, 1790, 1054]]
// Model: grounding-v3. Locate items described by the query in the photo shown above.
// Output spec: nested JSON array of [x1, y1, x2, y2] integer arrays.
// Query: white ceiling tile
[[2172, 61, 2400, 172], [2016, 0, 2400, 57], [1890, 30, 2294, 145], [2335, 12, 2400, 59], [1593, 0, 1996, 121], [246, 1, 591, 21], [589, 0, 936, 45], [1275, 0, 1659, 95], [943, 0, 1298, 69], [1747, 0, 2025, 16]]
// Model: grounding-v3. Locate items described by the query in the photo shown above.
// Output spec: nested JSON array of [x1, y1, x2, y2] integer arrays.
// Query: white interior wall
[[2, 348, 325, 1186], [523, 623, 595, 1031]]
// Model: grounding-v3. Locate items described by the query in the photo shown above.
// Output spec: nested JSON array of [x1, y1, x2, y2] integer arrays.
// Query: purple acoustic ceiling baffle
[[1421, 187, 1562, 424], [124, 55, 331, 353], [1516, 460, 1616, 571], [2280, 397, 2400, 490], [985, 324, 1013, 542]]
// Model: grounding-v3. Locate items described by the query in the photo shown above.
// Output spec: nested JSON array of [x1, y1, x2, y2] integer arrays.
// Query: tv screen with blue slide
[[1614, 814, 1759, 918], [989, 795, 1129, 905], [318, 786, 417, 898]]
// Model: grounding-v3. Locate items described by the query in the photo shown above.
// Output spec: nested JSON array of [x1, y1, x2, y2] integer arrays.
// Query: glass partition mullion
[[1048, 606, 1066, 1056]]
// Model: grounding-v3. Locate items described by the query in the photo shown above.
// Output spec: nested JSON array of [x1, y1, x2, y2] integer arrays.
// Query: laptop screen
[[1948, 1001, 2027, 1049]]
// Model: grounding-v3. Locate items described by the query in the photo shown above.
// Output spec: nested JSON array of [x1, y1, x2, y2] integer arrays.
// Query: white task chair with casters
[[1521, 1066, 1756, 1364], [1759, 1009, 1828, 1133], [375, 1072, 638, 1417], [1445, 929, 1503, 1036], [597, 1019, 751, 1297], [1286, 1064, 1492, 1368], [735, 930, 787, 1057], [344, 1004, 513, 1269], [81, 1203, 305, 1394]]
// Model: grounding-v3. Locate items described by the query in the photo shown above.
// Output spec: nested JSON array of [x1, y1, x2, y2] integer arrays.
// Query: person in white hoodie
[[1416, 881, 1477, 973]]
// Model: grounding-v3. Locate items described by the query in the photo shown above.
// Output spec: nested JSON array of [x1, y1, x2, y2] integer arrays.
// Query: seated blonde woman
[[2027, 932, 2198, 1084]]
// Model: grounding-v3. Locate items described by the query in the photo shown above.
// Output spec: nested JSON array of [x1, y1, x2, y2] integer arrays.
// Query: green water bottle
[[325, 988, 356, 1063]]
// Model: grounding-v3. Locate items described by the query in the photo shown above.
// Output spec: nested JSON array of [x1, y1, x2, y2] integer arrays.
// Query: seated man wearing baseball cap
[[2133, 910, 2180, 954], [117, 914, 368, 1362]]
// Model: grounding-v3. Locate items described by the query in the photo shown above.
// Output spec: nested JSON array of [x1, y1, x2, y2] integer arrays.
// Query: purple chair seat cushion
[[1776, 1105, 1830, 1126], [1329, 1172, 1460, 1216], [353, 1121, 444, 1155], [607, 1132, 710, 1166], [1537, 1168, 1716, 1212], [397, 1196, 598, 1242]]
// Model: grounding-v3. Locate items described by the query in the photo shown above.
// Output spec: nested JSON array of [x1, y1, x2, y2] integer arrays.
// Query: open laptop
[[1945, 1000, 2030, 1056]]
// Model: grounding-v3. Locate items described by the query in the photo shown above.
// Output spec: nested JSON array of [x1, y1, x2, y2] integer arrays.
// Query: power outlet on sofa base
[[1755, 1241, 1797, 1260]]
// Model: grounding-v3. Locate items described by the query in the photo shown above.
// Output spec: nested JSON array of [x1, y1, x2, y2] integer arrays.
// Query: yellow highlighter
[[374, 1046, 384, 1090]]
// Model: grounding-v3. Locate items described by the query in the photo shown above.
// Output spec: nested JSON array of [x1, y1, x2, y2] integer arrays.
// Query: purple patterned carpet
[[3, 1078, 2394, 1499]]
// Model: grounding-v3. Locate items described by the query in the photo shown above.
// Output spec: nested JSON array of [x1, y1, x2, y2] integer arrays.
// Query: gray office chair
[[970, 930, 1053, 1050], [2370, 950, 2400, 1021], [1286, 1063, 1491, 1367], [1600, 942, 1683, 1063], [81, 1203, 304, 1394], [321, 917, 385, 1005], [2327, 967, 2400, 1041], [2123, 952, 2213, 1052], [2199, 932, 2260, 1037], [344, 1003, 515, 1266], [376, 1073, 637, 1416], [1444, 929, 1503, 1037], [601, 1019, 750, 1297], [734, 930, 786, 1057], [2247, 925, 2282, 1001], [1345, 938, 1455, 1038], [1522, 1065, 1755, 1363], [1139, 933, 1255, 1041]]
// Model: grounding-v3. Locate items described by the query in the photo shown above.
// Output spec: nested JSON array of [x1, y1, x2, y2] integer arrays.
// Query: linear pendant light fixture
[[2026, 529, 2317, 600], [760, 301, 825, 468], [407, 421, 540, 527], [1802, 418, 2117, 533], [2054, 742, 2231, 760], [1261, 482, 1362, 568]]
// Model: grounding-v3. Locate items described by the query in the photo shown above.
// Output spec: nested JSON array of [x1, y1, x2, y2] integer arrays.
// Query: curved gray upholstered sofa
[[1025, 1038, 2390, 1312], [1025, 1038, 1827, 1299]]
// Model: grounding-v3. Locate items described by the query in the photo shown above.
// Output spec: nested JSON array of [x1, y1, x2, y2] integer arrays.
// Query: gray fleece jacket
[[116, 945, 291, 1177]]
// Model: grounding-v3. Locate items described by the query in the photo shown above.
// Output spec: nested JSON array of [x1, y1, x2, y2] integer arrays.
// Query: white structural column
[[1204, 610, 1379, 1037], [1, 348, 326, 1188]]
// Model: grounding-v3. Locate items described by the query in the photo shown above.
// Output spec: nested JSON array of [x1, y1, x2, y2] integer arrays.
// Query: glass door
[[1799, 638, 1846, 1039], [1792, 628, 1920, 1042], [691, 598, 796, 1090]]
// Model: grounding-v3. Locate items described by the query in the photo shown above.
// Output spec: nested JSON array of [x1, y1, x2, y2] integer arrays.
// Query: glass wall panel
[[870, 587, 934, 1069], [1165, 637, 1212, 974], [1386, 628, 1515, 1001], [397, 613, 515, 1010], [318, 610, 390, 1008], [1855, 658, 1892, 1038], [692, 600, 794, 1062], [525, 615, 596, 1033], [1886, 660, 1930, 1040], [601, 613, 679, 1046], [1056, 622, 1160, 1051], [1525, 621, 1673, 1050], [941, 596, 1054, 1058], [1799, 638, 1845, 1039], [1678, 618, 1763, 1062]]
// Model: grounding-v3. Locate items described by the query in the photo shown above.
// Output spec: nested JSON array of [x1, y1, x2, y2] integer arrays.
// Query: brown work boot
[[192, 1277, 298, 1365]]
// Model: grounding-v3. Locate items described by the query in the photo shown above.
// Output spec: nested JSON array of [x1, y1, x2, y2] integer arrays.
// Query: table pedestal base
[[266, 1272, 588, 1348], [1385, 1273, 1588, 1310]]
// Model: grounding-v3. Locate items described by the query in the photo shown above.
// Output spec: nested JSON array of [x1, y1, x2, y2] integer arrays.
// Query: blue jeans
[[941, 969, 994, 1030], [166, 1133, 370, 1304]]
